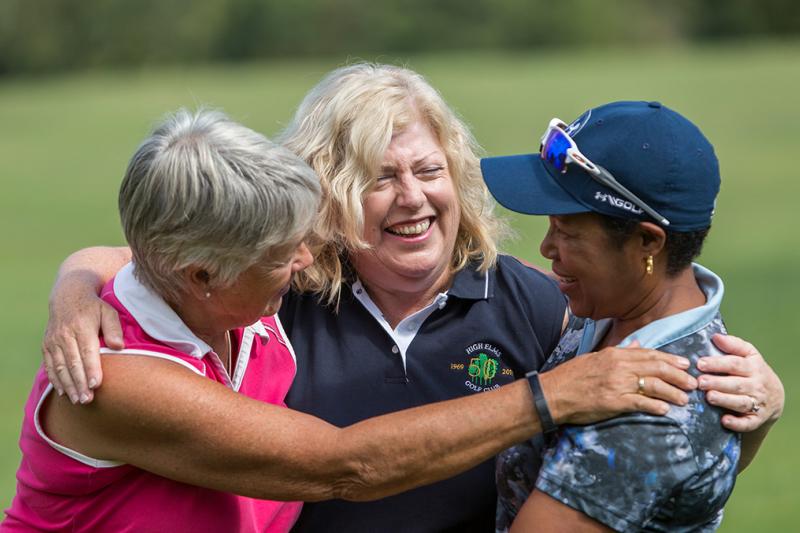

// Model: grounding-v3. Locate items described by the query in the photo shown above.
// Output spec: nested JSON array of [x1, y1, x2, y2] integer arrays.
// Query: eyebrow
[[380, 151, 445, 171]]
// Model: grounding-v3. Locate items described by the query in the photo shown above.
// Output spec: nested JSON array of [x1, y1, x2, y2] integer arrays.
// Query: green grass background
[[0, 41, 797, 529]]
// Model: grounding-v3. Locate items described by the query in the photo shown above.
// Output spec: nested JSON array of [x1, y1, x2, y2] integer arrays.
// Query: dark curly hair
[[599, 215, 710, 276]]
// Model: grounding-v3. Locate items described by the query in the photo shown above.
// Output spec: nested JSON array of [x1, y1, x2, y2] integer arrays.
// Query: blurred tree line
[[1, 0, 798, 76]]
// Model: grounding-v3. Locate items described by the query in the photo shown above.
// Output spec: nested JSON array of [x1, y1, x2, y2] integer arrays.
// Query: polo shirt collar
[[114, 262, 268, 359], [447, 262, 492, 300], [577, 263, 724, 353]]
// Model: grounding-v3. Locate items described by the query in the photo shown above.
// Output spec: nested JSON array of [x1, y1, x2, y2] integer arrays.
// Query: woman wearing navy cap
[[483, 101, 775, 531]]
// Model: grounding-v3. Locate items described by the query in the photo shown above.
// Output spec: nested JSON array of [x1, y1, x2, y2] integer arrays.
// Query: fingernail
[[56, 388, 64, 397], [79, 394, 90, 404], [697, 377, 707, 389], [678, 358, 691, 368], [88, 378, 97, 389], [69, 394, 79, 404], [697, 359, 707, 371]]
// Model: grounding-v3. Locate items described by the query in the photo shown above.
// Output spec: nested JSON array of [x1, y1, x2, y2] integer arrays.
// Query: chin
[[392, 250, 449, 275], [394, 260, 437, 275], [569, 305, 608, 321], [262, 299, 282, 317], [566, 301, 591, 319]]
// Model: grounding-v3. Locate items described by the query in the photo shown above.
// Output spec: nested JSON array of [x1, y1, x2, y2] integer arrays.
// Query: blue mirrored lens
[[541, 129, 572, 172]]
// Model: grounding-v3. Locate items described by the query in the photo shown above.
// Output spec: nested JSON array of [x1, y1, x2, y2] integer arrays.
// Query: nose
[[395, 174, 425, 209], [539, 219, 557, 260], [292, 242, 314, 272]]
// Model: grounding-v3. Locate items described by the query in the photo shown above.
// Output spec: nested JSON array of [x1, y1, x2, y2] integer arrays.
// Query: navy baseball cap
[[481, 101, 720, 231]]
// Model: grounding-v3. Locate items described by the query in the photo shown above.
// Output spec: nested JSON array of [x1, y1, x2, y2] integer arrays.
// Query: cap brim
[[480, 153, 591, 216]]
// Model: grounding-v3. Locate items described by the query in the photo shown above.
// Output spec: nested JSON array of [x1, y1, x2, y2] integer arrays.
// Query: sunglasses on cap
[[540, 118, 670, 226]]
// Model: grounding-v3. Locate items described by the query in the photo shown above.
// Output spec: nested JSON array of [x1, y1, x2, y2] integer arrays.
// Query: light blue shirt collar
[[577, 263, 724, 354]]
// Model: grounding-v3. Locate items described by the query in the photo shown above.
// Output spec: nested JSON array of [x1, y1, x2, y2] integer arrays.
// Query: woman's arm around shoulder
[[43, 344, 700, 503], [43, 246, 131, 403], [43, 353, 549, 502]]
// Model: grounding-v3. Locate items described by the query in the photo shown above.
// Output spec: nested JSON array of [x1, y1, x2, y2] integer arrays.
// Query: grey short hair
[[119, 108, 321, 302]]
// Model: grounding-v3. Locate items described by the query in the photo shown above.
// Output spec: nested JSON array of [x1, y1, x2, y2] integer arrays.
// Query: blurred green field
[[0, 41, 797, 530]]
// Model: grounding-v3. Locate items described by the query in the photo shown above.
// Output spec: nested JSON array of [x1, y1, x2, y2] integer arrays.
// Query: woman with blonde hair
[[42, 65, 783, 532], [280, 63, 504, 308]]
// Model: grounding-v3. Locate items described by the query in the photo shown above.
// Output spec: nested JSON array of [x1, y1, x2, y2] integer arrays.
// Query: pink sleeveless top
[[2, 263, 302, 532]]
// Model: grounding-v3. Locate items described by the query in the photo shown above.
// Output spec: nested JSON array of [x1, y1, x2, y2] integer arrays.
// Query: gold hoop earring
[[645, 255, 654, 275]]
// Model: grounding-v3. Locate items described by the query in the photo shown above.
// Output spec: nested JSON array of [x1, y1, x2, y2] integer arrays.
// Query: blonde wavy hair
[[278, 63, 508, 306]]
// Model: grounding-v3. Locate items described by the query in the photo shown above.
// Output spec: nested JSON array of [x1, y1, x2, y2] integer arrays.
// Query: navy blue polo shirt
[[280, 255, 566, 533]]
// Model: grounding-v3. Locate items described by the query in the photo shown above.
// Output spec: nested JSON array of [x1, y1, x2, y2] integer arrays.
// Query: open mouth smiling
[[385, 217, 433, 237], [552, 268, 577, 288]]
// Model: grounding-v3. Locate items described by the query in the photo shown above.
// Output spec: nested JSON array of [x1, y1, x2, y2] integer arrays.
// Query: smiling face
[[539, 213, 646, 320], [350, 119, 461, 295]]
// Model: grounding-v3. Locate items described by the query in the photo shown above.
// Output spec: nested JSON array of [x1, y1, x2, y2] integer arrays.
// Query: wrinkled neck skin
[[599, 267, 706, 349], [169, 294, 230, 356], [355, 261, 454, 329]]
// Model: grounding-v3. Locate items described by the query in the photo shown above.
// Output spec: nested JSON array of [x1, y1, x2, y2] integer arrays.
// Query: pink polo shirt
[[2, 263, 302, 532]]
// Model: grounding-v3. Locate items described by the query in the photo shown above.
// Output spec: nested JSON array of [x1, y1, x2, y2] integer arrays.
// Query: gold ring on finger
[[637, 376, 646, 395]]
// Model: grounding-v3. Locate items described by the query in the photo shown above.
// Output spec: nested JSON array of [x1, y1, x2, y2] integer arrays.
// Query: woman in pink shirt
[[3, 109, 703, 533]]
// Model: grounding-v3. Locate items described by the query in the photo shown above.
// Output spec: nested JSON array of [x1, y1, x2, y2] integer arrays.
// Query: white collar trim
[[350, 278, 448, 369], [114, 262, 268, 363]]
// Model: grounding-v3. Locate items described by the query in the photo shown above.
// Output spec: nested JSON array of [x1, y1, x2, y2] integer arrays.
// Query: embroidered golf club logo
[[453, 342, 511, 392], [468, 352, 497, 386]]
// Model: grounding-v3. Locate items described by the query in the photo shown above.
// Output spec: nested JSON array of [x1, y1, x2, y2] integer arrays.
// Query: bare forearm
[[52, 345, 696, 503], [52, 246, 131, 297], [332, 346, 694, 500], [203, 379, 542, 502], [44, 246, 132, 402], [334, 379, 540, 500], [50, 353, 537, 503]]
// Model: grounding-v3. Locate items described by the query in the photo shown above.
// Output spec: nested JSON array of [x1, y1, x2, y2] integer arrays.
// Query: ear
[[183, 266, 212, 301], [637, 222, 666, 257]]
